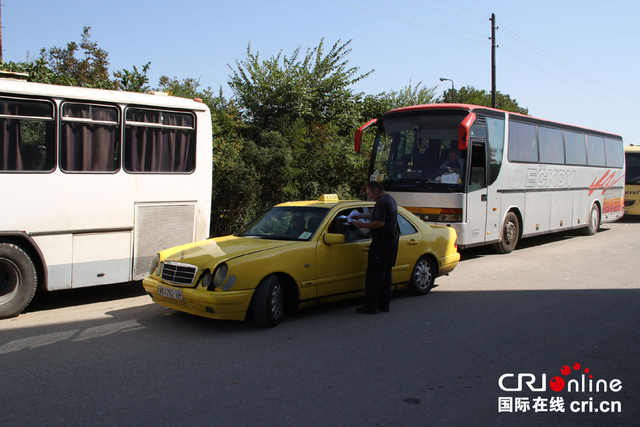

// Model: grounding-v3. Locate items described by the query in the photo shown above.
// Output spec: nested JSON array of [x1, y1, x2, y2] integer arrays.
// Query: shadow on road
[[24, 281, 147, 314]]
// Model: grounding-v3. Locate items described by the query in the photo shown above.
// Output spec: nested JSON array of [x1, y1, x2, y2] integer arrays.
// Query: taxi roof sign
[[318, 194, 339, 202]]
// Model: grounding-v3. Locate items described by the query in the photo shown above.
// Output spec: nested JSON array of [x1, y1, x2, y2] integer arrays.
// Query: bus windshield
[[625, 150, 640, 185], [371, 110, 468, 192]]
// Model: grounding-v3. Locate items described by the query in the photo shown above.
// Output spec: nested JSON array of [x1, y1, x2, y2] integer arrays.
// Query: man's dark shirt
[[370, 194, 398, 241]]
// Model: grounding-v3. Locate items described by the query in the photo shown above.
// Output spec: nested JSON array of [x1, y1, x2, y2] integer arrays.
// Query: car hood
[[162, 236, 299, 266]]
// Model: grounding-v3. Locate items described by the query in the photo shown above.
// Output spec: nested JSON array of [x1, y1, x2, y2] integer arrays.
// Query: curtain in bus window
[[125, 109, 195, 173], [0, 119, 22, 170], [0, 99, 54, 172], [61, 104, 119, 172], [508, 121, 538, 163]]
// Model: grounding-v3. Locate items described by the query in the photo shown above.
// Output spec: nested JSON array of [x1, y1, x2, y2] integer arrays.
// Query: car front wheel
[[253, 275, 285, 327]]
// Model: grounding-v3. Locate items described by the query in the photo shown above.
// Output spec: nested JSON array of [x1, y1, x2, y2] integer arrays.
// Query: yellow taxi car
[[143, 195, 460, 327]]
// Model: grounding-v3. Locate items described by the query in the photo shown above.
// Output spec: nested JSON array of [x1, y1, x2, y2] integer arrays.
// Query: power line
[[331, 0, 635, 111], [499, 43, 640, 112], [330, 0, 487, 44], [359, 0, 486, 38], [408, 0, 486, 24], [499, 24, 640, 105]]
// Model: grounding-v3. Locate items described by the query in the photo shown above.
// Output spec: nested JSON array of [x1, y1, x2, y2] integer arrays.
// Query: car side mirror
[[323, 233, 346, 245]]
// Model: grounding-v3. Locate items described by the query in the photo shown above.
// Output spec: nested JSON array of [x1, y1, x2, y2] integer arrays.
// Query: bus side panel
[[72, 232, 132, 288], [602, 188, 624, 222], [550, 191, 574, 232], [32, 235, 73, 291], [573, 190, 589, 228], [522, 192, 551, 236]]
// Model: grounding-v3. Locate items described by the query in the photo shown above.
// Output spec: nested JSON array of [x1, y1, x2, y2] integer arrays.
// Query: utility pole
[[0, 3, 3, 63], [491, 13, 496, 108]]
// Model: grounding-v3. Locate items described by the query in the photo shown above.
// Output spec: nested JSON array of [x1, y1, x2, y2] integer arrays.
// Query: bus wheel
[[407, 256, 436, 295], [0, 243, 38, 319], [493, 212, 520, 254], [581, 204, 600, 236], [252, 275, 285, 328]]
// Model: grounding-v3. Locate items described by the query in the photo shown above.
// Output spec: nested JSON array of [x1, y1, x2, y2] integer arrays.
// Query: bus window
[[564, 131, 587, 165], [538, 126, 564, 164], [0, 97, 54, 172], [60, 103, 120, 172], [587, 135, 606, 166], [605, 138, 624, 168], [508, 121, 538, 163], [469, 141, 487, 192], [124, 108, 196, 173], [487, 117, 505, 185]]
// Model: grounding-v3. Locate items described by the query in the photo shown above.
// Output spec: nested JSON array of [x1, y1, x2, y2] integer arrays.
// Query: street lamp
[[439, 77, 455, 103]]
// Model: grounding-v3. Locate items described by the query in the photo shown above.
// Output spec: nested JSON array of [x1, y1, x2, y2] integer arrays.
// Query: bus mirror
[[355, 119, 378, 152], [458, 113, 476, 151]]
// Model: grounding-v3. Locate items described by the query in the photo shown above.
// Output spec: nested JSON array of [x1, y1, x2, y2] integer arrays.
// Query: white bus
[[355, 104, 624, 253], [0, 77, 212, 318]]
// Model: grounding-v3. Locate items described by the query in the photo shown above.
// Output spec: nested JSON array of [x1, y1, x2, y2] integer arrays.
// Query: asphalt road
[[1, 218, 639, 427]]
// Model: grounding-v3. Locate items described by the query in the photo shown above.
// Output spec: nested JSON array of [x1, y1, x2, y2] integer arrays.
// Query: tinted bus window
[[508, 121, 538, 163], [605, 138, 624, 168], [564, 131, 587, 165], [586, 135, 606, 166], [0, 97, 55, 172], [487, 117, 505, 185], [124, 108, 196, 173], [538, 126, 564, 164], [60, 103, 120, 172]]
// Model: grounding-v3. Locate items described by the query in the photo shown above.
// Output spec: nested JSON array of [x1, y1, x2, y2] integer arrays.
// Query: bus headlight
[[149, 254, 161, 275], [438, 209, 462, 222], [438, 213, 462, 222]]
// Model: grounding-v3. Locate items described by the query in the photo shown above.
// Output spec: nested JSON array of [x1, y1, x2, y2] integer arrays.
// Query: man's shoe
[[378, 305, 390, 313], [356, 307, 378, 314]]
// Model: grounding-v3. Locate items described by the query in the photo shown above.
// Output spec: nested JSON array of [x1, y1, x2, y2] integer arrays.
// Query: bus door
[[465, 140, 489, 245]]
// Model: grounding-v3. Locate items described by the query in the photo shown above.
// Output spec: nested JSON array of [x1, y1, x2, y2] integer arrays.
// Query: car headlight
[[149, 254, 161, 275], [199, 270, 212, 289], [212, 263, 228, 289]]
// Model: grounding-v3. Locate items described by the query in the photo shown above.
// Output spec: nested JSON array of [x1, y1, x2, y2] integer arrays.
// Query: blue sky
[[4, 0, 639, 144]]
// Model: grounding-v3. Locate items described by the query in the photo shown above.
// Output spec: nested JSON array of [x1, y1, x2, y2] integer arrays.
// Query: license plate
[[159, 286, 183, 301]]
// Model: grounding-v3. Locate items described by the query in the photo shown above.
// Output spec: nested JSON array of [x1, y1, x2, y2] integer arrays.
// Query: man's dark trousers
[[364, 236, 399, 310]]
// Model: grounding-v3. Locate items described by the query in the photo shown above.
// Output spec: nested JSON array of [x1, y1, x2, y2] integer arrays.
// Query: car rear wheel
[[253, 275, 285, 328], [407, 256, 436, 295]]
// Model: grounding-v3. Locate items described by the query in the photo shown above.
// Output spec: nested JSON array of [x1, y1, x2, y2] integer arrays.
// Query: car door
[[314, 206, 371, 299], [393, 212, 423, 284]]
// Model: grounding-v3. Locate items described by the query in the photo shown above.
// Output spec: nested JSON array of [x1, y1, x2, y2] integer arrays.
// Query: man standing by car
[[353, 181, 399, 314]]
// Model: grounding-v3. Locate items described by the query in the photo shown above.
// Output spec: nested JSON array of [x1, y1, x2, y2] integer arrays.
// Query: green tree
[[113, 63, 151, 92], [440, 85, 529, 115], [229, 39, 372, 136], [221, 39, 373, 226], [39, 26, 113, 88]]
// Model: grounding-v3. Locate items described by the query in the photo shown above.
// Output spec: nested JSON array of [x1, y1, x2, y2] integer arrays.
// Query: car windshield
[[235, 207, 329, 241]]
